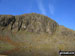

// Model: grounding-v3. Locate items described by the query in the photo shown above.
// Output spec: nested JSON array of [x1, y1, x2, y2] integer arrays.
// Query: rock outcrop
[[0, 13, 58, 35]]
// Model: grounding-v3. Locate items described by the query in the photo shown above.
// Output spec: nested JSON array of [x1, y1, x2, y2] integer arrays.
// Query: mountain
[[0, 13, 75, 56]]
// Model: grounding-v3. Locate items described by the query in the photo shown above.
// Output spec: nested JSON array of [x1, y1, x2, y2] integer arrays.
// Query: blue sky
[[0, 0, 75, 30]]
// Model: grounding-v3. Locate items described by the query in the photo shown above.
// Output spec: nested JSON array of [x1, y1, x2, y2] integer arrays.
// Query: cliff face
[[0, 13, 75, 56], [0, 13, 58, 35]]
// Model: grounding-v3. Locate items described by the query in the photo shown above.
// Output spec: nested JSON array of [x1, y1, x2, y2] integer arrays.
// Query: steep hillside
[[0, 13, 75, 56]]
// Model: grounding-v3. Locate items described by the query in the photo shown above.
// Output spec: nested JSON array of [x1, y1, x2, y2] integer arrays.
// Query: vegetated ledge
[[0, 13, 59, 35]]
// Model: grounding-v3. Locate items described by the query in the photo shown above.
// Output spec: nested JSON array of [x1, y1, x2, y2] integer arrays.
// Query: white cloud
[[49, 4, 55, 15], [36, 0, 46, 15], [36, 0, 55, 15]]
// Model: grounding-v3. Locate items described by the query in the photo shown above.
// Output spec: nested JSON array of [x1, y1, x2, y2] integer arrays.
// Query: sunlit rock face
[[0, 13, 75, 56], [0, 13, 58, 34]]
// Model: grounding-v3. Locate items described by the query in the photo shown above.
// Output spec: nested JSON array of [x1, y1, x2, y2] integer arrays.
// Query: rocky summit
[[0, 13, 75, 56]]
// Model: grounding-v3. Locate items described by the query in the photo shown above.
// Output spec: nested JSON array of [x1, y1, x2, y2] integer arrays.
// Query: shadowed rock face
[[0, 13, 75, 56], [0, 15, 15, 30]]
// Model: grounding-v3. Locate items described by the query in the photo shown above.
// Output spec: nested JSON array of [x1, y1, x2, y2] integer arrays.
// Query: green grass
[[0, 41, 15, 53]]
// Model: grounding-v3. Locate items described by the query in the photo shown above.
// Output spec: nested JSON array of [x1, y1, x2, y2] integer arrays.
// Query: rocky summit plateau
[[0, 13, 75, 56]]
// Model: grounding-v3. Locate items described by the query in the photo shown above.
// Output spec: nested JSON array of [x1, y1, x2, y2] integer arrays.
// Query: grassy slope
[[0, 26, 75, 56]]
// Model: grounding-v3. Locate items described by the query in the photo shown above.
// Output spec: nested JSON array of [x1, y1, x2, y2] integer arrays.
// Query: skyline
[[0, 0, 75, 30]]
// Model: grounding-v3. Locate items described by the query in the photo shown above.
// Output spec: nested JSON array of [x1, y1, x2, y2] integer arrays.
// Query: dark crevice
[[18, 17, 23, 31], [11, 17, 16, 30]]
